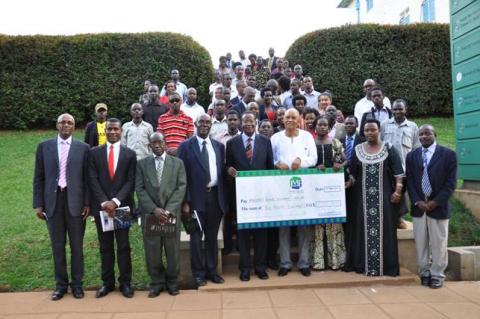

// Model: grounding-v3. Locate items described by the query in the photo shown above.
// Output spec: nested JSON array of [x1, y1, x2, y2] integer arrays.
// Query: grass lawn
[[0, 116, 478, 291]]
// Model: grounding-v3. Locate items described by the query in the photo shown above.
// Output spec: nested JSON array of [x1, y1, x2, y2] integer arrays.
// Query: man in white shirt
[[237, 50, 249, 69], [270, 109, 317, 277], [121, 103, 154, 160], [160, 69, 188, 100], [301, 76, 320, 109], [209, 99, 228, 138], [181, 88, 205, 124], [354, 79, 391, 122]]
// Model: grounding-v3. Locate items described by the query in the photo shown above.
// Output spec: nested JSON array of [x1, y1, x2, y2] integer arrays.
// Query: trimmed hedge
[[285, 24, 452, 117], [0, 33, 214, 129]]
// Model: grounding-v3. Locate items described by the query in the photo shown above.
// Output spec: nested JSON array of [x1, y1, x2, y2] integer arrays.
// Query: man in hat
[[85, 103, 108, 148]]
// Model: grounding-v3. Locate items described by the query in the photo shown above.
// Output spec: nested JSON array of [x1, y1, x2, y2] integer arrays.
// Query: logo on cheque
[[289, 176, 302, 190]]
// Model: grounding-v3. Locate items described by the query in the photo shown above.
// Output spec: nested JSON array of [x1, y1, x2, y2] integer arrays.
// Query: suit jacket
[[226, 133, 274, 172], [231, 101, 247, 117], [405, 145, 457, 219], [84, 120, 100, 147], [177, 136, 226, 214], [359, 107, 393, 137], [33, 138, 90, 218], [135, 154, 187, 218], [340, 133, 365, 150], [88, 144, 137, 216], [266, 56, 278, 71], [230, 96, 242, 108]]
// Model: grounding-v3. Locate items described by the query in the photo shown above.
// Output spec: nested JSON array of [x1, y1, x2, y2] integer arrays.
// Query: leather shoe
[[195, 277, 207, 287], [240, 271, 250, 281], [420, 276, 431, 287], [51, 289, 67, 301], [429, 278, 443, 289], [268, 261, 279, 270], [278, 267, 290, 277], [300, 268, 311, 277], [96, 285, 114, 298], [255, 271, 269, 280], [72, 287, 84, 299], [120, 284, 134, 298], [208, 274, 225, 284], [148, 287, 161, 298], [167, 286, 180, 296]]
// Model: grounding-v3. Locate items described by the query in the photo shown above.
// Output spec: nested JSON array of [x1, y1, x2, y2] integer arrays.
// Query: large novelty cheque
[[236, 168, 346, 229]]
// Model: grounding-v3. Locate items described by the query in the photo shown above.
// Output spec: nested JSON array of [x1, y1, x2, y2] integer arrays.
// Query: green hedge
[[285, 24, 452, 117], [0, 33, 214, 129]]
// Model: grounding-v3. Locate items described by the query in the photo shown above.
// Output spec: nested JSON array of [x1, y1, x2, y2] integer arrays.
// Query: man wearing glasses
[[354, 79, 391, 122], [157, 92, 194, 156]]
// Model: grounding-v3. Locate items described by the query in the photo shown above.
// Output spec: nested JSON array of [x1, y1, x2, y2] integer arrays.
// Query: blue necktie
[[421, 148, 432, 199], [345, 136, 354, 162]]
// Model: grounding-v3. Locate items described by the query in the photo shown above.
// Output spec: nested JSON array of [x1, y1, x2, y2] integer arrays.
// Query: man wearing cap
[[85, 103, 108, 148]]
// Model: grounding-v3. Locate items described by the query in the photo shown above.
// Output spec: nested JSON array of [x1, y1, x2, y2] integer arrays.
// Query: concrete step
[[200, 265, 417, 292]]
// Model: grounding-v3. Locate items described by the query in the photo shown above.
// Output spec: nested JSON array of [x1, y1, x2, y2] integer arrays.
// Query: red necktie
[[108, 144, 115, 180]]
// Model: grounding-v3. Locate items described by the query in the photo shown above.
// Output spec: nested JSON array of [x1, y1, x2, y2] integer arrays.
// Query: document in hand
[[145, 212, 177, 237], [100, 206, 132, 232]]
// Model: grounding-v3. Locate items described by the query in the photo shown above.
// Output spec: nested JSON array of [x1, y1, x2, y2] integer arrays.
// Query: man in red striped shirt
[[157, 93, 194, 156]]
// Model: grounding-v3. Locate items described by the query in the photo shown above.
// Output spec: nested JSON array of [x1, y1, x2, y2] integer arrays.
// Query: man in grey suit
[[136, 133, 187, 297], [33, 113, 90, 301]]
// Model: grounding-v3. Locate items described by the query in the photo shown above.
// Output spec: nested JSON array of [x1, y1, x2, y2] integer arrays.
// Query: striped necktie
[[421, 148, 432, 199], [345, 136, 354, 162], [245, 138, 253, 162], [156, 156, 164, 184]]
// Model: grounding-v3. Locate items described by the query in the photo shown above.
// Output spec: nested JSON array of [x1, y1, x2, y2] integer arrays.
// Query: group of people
[[33, 48, 458, 302]]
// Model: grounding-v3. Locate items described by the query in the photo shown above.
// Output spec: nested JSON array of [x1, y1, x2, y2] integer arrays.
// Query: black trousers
[[94, 215, 132, 286], [238, 228, 267, 273], [46, 191, 85, 290], [267, 228, 279, 266], [190, 188, 223, 279]]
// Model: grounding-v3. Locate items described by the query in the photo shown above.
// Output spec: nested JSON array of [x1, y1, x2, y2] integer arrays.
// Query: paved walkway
[[1, 282, 480, 319]]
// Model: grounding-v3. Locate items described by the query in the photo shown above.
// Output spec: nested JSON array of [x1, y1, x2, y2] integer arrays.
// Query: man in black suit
[[231, 86, 256, 117], [88, 118, 137, 298], [226, 112, 274, 281], [33, 113, 90, 300], [177, 114, 227, 286], [341, 115, 365, 272], [406, 124, 457, 289], [84, 103, 108, 148]]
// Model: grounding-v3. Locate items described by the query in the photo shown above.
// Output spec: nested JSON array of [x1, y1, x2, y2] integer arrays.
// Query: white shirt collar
[[154, 152, 166, 161], [212, 117, 227, 124], [106, 141, 121, 149], [424, 141, 437, 153], [57, 135, 72, 145], [196, 135, 212, 145]]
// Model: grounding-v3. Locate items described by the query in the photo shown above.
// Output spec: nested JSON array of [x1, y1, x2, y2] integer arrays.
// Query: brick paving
[[1, 282, 480, 319]]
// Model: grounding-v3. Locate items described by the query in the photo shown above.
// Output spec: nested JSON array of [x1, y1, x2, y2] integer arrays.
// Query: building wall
[[344, 0, 449, 24]]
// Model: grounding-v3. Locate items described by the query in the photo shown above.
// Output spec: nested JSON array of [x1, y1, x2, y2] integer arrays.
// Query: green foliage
[[0, 33, 214, 129], [285, 24, 452, 117]]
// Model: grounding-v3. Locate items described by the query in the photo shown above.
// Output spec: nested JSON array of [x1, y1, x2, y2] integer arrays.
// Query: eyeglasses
[[169, 99, 180, 103]]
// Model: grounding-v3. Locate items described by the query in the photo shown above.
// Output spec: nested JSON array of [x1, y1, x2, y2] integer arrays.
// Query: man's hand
[[332, 163, 342, 171], [291, 157, 301, 170], [345, 180, 352, 189], [102, 201, 118, 217], [426, 200, 438, 212], [35, 207, 45, 220], [276, 161, 289, 170], [390, 192, 401, 204], [317, 164, 326, 171], [153, 208, 169, 224], [181, 202, 191, 218], [227, 166, 237, 178], [416, 201, 428, 212], [81, 206, 90, 220]]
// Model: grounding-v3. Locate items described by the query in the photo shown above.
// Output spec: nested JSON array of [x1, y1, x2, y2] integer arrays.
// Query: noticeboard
[[451, 0, 480, 181]]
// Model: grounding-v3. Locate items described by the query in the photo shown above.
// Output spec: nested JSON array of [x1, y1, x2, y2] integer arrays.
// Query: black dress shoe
[[278, 267, 290, 277], [120, 284, 134, 298], [255, 271, 269, 280], [300, 268, 311, 277], [420, 276, 431, 287], [195, 277, 207, 287], [148, 287, 161, 298], [72, 287, 84, 299], [51, 289, 67, 301], [429, 278, 443, 289], [240, 271, 250, 282], [208, 274, 225, 284], [96, 285, 114, 298], [167, 286, 180, 296], [268, 262, 279, 270]]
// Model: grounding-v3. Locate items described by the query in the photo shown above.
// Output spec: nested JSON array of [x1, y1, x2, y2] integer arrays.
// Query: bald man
[[33, 113, 90, 300]]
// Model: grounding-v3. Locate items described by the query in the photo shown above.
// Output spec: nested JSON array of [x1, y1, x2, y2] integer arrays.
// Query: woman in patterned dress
[[345, 118, 404, 276], [311, 116, 348, 270]]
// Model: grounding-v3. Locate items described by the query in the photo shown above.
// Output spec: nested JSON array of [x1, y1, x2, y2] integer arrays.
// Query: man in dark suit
[[136, 132, 187, 297], [88, 118, 137, 298], [33, 113, 90, 301], [226, 112, 274, 281], [231, 86, 256, 117], [177, 114, 227, 287], [341, 115, 365, 272], [84, 103, 108, 147], [406, 124, 457, 289]]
